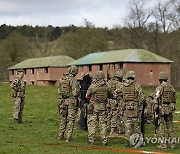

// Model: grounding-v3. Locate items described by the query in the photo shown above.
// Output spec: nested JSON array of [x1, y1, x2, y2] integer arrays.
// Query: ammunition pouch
[[160, 103, 175, 115], [124, 101, 139, 118], [64, 98, 77, 110]]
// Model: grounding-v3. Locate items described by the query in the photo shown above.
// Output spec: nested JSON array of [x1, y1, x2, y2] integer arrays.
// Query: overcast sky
[[0, 0, 166, 28]]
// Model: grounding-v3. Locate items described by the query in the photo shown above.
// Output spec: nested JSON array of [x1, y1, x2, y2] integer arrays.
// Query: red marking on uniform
[[47, 143, 172, 154]]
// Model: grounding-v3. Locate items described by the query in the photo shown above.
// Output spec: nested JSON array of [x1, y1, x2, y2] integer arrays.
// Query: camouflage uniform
[[10, 69, 26, 124], [107, 72, 123, 135], [154, 72, 176, 149], [145, 93, 154, 124], [58, 65, 80, 142], [114, 70, 125, 134], [86, 71, 110, 146], [116, 71, 145, 147]]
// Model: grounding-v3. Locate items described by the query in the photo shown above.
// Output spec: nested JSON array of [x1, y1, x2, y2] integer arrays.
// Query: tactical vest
[[123, 84, 139, 118], [162, 84, 175, 103], [59, 78, 71, 95], [95, 85, 109, 102], [122, 84, 138, 101]]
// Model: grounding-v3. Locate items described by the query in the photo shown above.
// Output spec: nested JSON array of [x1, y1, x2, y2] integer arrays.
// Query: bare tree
[[153, 1, 173, 33], [168, 0, 180, 29], [125, 0, 152, 48]]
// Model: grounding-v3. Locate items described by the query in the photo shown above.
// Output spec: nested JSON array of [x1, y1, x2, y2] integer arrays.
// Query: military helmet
[[17, 68, 25, 73], [95, 71, 105, 80], [68, 65, 78, 76], [158, 72, 168, 80], [126, 71, 135, 79], [114, 70, 123, 79]]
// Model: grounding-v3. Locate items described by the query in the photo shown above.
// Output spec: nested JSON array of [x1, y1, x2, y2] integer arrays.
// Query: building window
[[31, 81, 34, 85], [98, 64, 103, 70], [31, 68, 34, 74], [11, 70, 14, 75], [40, 68, 43, 73], [119, 63, 123, 70], [88, 65, 92, 72], [44, 67, 48, 73], [112, 64, 115, 69], [24, 69, 27, 74]]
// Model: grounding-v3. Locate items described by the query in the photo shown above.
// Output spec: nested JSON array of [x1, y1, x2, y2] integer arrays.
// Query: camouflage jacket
[[154, 81, 176, 115], [116, 79, 145, 118], [58, 73, 80, 98], [86, 79, 111, 111], [10, 77, 26, 98]]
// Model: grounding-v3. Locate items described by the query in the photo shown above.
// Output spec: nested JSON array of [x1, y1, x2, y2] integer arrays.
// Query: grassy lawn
[[0, 83, 180, 154]]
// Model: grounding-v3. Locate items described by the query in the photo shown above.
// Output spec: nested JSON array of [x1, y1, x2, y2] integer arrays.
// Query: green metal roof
[[69, 49, 173, 65], [8, 55, 74, 69]]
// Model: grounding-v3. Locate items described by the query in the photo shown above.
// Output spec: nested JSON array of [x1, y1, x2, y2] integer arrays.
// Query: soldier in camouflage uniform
[[86, 71, 110, 146], [116, 71, 145, 147], [58, 65, 80, 142], [154, 72, 176, 149], [107, 72, 122, 136], [145, 93, 154, 124], [10, 69, 26, 124], [114, 70, 125, 134]]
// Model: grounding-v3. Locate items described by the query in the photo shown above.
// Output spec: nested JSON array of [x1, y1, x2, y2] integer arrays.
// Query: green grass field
[[0, 83, 180, 154]]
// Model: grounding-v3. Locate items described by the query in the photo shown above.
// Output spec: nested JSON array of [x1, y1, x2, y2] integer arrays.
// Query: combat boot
[[14, 118, 20, 124], [87, 140, 94, 145], [157, 144, 167, 149], [66, 138, 73, 143], [102, 142, 108, 146], [110, 128, 118, 136], [169, 144, 176, 149], [58, 132, 65, 140], [126, 140, 131, 148]]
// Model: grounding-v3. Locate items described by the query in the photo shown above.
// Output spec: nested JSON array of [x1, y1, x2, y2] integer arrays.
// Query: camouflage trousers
[[124, 117, 141, 141], [59, 106, 77, 140], [118, 114, 125, 134], [13, 97, 24, 122], [157, 114, 175, 146], [87, 110, 108, 144]]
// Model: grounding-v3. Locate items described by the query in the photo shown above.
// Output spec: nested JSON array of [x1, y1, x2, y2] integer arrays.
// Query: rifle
[[141, 100, 146, 139], [153, 98, 161, 134]]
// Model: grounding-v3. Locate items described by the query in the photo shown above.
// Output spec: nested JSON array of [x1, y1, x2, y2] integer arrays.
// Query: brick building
[[8, 55, 74, 86], [70, 49, 173, 86]]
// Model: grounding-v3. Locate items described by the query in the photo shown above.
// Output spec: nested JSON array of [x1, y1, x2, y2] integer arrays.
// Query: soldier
[[86, 71, 110, 146], [107, 72, 120, 136], [114, 70, 125, 134], [154, 72, 176, 149], [145, 93, 154, 124], [78, 74, 92, 131], [58, 65, 80, 143], [10, 68, 26, 124], [116, 71, 145, 147]]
